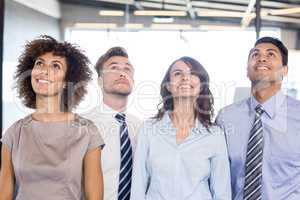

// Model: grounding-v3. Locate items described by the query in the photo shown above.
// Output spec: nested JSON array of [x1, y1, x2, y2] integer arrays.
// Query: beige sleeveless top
[[1, 114, 104, 200]]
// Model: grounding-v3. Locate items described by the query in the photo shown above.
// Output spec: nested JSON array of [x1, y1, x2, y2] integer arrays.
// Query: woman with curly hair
[[131, 57, 231, 199], [0, 35, 104, 200]]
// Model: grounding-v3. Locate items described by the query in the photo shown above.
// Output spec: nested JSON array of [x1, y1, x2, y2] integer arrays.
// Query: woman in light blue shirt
[[131, 56, 231, 200]]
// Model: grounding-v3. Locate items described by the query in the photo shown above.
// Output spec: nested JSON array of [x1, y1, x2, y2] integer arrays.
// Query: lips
[[115, 78, 129, 85], [37, 79, 50, 83], [35, 77, 52, 85], [255, 64, 270, 71], [178, 84, 193, 89]]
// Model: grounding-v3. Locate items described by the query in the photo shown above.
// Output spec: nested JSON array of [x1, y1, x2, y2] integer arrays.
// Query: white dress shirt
[[83, 103, 142, 200]]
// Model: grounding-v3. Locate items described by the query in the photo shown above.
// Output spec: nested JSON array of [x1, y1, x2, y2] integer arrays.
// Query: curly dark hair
[[15, 35, 92, 112], [154, 56, 214, 128]]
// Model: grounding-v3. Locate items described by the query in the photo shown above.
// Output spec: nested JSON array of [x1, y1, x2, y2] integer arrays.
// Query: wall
[[4, 0, 61, 62], [3, 0, 61, 129], [281, 29, 299, 50]]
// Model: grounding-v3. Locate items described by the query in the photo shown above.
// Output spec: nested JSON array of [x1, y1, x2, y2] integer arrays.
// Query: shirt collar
[[248, 90, 286, 119], [24, 114, 87, 127], [100, 103, 126, 120], [158, 112, 206, 135]]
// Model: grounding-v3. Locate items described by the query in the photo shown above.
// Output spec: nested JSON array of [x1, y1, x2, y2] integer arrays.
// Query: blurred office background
[[2, 0, 300, 130]]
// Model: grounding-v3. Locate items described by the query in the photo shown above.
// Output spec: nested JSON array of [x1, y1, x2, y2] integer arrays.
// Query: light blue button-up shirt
[[216, 91, 300, 200], [131, 113, 231, 200]]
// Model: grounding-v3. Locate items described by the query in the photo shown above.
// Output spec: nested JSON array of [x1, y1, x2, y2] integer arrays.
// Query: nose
[[40, 66, 49, 75], [182, 72, 191, 80], [119, 71, 126, 78], [258, 54, 267, 62], [118, 68, 128, 78]]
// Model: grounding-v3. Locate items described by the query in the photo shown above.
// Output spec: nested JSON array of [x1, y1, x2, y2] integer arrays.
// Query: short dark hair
[[154, 56, 214, 128], [15, 35, 92, 111], [94, 47, 128, 77], [254, 37, 288, 66]]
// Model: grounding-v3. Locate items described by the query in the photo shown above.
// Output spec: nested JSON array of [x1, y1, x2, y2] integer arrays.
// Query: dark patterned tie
[[243, 105, 264, 200], [115, 113, 132, 200]]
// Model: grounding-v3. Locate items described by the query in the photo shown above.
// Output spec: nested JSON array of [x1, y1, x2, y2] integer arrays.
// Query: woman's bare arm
[[84, 148, 103, 200], [0, 145, 15, 200]]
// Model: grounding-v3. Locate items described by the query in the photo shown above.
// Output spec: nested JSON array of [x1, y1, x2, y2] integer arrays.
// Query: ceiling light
[[99, 10, 124, 16], [268, 7, 300, 15], [96, 0, 134, 4], [196, 10, 245, 18], [134, 10, 187, 16], [153, 17, 174, 23]]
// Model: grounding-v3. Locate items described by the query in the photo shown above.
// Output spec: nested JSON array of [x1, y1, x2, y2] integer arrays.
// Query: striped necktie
[[115, 113, 132, 200], [243, 105, 264, 200]]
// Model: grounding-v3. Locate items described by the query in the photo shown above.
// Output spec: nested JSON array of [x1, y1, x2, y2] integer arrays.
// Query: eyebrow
[[36, 58, 64, 65], [36, 58, 45, 61], [170, 68, 194, 74], [108, 62, 133, 67], [250, 48, 279, 54], [171, 69, 183, 72]]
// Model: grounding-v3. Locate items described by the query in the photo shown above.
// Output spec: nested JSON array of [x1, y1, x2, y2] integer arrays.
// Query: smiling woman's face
[[31, 52, 67, 97], [168, 60, 201, 99]]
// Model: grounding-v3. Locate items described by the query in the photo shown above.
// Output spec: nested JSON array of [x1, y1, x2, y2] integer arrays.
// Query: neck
[[172, 97, 195, 122], [251, 82, 281, 103], [36, 95, 61, 113], [34, 95, 72, 122], [103, 94, 128, 112]]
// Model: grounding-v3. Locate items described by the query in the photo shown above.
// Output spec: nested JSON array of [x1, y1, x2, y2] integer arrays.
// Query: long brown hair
[[154, 56, 214, 128]]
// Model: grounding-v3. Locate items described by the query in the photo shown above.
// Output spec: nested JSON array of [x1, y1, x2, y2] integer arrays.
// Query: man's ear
[[282, 65, 288, 77], [97, 76, 103, 87], [246, 60, 251, 78]]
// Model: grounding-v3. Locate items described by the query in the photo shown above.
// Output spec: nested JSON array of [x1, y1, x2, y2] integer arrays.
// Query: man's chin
[[252, 80, 271, 90], [251, 78, 282, 90], [111, 90, 132, 97]]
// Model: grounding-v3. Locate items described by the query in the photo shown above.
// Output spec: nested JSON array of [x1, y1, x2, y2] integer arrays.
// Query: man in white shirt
[[84, 47, 141, 200]]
